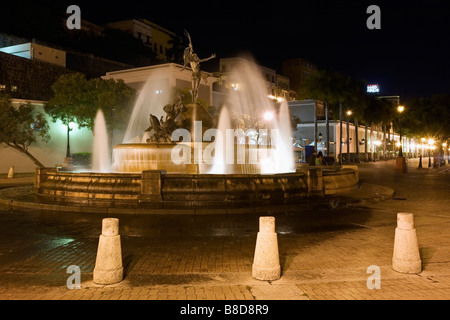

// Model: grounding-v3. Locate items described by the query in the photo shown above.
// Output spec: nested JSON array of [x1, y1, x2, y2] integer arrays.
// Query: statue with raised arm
[[182, 30, 216, 104]]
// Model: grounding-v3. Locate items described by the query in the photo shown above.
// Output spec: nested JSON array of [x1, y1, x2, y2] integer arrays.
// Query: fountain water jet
[[92, 109, 111, 172], [208, 105, 231, 174], [209, 57, 295, 174], [123, 75, 170, 143]]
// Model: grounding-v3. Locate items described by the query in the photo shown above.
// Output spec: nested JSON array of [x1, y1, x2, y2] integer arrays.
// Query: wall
[[0, 43, 66, 67], [0, 103, 94, 173], [0, 51, 71, 101]]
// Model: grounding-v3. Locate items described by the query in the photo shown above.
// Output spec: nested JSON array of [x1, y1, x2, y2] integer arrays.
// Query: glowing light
[[397, 105, 405, 113], [367, 84, 379, 93], [346, 110, 352, 116], [374, 140, 382, 146], [263, 111, 274, 121], [428, 138, 435, 145], [61, 122, 77, 131]]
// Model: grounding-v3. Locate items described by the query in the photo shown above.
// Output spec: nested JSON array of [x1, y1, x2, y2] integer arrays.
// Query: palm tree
[[298, 70, 332, 155], [299, 70, 354, 164], [328, 72, 354, 164], [345, 79, 368, 163], [363, 96, 394, 161]]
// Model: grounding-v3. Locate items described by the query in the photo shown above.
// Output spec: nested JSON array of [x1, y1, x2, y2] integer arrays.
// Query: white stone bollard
[[392, 213, 422, 274], [7, 166, 14, 179], [93, 218, 123, 284], [252, 216, 281, 281]]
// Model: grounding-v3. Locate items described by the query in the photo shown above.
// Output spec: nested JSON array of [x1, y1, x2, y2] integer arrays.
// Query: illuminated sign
[[367, 84, 380, 93]]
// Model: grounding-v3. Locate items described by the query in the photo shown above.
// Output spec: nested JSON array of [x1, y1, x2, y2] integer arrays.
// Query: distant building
[[288, 99, 399, 162], [0, 42, 66, 68], [79, 19, 105, 36], [377, 95, 400, 106], [0, 38, 129, 173], [0, 50, 70, 101], [102, 63, 217, 106], [105, 19, 177, 62], [218, 57, 292, 102], [282, 58, 317, 99]]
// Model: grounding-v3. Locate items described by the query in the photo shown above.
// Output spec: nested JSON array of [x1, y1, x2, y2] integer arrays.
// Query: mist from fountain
[[112, 57, 294, 174], [123, 74, 170, 143], [92, 109, 111, 172], [210, 57, 295, 174], [275, 100, 295, 173], [208, 105, 231, 174]]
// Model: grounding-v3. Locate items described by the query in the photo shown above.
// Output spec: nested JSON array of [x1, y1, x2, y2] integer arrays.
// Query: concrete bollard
[[93, 218, 123, 285], [252, 216, 281, 281], [392, 213, 422, 274], [7, 166, 14, 179]]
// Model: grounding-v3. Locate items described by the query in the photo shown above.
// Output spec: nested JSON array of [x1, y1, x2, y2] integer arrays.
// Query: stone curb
[[0, 183, 394, 214]]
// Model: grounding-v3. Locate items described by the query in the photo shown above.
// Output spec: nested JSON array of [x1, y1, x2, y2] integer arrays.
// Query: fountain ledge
[[32, 165, 359, 213]]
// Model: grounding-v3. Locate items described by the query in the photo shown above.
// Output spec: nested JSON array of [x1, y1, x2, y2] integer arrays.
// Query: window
[[0, 84, 6, 91], [11, 85, 17, 92]]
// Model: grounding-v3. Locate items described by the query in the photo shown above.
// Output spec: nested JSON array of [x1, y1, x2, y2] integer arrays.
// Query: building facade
[[0, 42, 66, 68], [282, 58, 317, 99], [102, 63, 217, 106], [105, 19, 177, 62], [218, 57, 292, 102], [288, 100, 406, 163]]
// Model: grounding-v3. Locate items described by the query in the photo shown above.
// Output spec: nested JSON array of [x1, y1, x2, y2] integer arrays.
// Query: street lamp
[[64, 122, 75, 168], [418, 137, 426, 168], [443, 142, 448, 165], [427, 138, 434, 168], [397, 105, 404, 157], [346, 110, 352, 163]]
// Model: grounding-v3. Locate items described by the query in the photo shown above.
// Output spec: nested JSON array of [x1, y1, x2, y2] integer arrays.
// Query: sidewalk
[[0, 159, 449, 304]]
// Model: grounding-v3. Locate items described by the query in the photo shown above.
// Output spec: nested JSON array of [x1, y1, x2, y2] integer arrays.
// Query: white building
[[288, 100, 412, 163], [102, 63, 217, 106]]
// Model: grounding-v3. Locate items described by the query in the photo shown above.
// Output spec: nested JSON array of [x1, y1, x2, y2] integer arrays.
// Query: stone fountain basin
[[34, 166, 358, 211]]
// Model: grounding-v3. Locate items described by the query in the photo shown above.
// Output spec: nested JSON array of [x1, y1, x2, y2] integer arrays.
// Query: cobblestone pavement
[[0, 159, 449, 307]]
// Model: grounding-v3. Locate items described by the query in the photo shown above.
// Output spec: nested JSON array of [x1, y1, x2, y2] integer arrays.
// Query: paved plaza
[[0, 159, 449, 305]]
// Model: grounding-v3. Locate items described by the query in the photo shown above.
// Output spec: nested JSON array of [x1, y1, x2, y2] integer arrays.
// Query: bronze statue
[[181, 30, 216, 104], [145, 93, 186, 143]]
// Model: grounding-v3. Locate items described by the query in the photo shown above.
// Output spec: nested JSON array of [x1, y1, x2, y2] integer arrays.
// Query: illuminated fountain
[[112, 57, 295, 175], [34, 36, 358, 211]]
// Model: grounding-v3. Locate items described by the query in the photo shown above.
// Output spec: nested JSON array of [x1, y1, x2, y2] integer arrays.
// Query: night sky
[[5, 0, 450, 101]]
